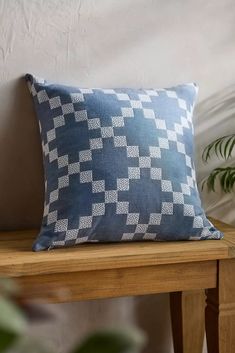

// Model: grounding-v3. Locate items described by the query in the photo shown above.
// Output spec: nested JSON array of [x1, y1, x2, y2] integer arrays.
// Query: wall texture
[[0, 0, 235, 352]]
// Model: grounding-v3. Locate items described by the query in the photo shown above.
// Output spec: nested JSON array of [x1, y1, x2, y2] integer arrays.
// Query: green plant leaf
[[202, 134, 235, 162], [71, 328, 146, 353], [0, 329, 17, 353], [0, 279, 19, 297], [203, 167, 235, 193], [228, 138, 235, 159], [0, 296, 27, 334]]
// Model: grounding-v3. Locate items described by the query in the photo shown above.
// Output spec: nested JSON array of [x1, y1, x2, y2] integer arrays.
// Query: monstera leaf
[[72, 328, 146, 353]]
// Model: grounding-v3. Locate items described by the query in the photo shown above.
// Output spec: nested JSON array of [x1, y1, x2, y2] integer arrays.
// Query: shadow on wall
[[0, 78, 44, 230], [194, 84, 235, 225]]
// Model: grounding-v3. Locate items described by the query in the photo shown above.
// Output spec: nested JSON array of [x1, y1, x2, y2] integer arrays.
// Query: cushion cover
[[26, 74, 223, 251]]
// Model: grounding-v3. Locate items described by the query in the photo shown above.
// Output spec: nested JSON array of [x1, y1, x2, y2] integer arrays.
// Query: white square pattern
[[26, 77, 211, 248]]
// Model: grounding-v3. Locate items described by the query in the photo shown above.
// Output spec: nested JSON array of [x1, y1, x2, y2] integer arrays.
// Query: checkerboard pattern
[[26, 74, 222, 250]]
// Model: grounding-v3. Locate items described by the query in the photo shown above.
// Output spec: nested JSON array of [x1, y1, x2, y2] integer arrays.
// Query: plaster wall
[[1, 1, 235, 352]]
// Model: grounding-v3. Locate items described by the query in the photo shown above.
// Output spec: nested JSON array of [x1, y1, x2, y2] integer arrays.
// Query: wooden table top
[[0, 218, 234, 277]]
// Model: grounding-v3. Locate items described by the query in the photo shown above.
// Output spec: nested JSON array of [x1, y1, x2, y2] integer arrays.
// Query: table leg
[[206, 259, 235, 353], [170, 290, 205, 353]]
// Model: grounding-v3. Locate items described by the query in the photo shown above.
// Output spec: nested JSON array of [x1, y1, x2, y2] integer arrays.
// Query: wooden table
[[0, 218, 234, 353]]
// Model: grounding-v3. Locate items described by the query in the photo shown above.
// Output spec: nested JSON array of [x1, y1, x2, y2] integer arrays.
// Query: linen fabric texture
[[25, 74, 223, 251]]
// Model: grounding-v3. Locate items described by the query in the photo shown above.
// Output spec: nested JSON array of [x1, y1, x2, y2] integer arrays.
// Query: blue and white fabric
[[25, 74, 223, 251]]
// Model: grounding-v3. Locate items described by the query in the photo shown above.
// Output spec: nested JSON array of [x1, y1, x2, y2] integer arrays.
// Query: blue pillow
[[25, 74, 223, 251]]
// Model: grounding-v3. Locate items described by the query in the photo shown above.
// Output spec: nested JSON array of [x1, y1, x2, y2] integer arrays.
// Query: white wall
[[0, 0, 235, 352]]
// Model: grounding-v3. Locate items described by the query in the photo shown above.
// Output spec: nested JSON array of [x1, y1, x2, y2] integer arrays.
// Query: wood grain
[[0, 218, 234, 350], [0, 219, 234, 277], [170, 290, 205, 353], [206, 258, 235, 353], [16, 261, 216, 303]]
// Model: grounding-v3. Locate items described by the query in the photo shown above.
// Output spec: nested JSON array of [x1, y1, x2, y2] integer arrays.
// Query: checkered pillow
[[26, 74, 222, 251]]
